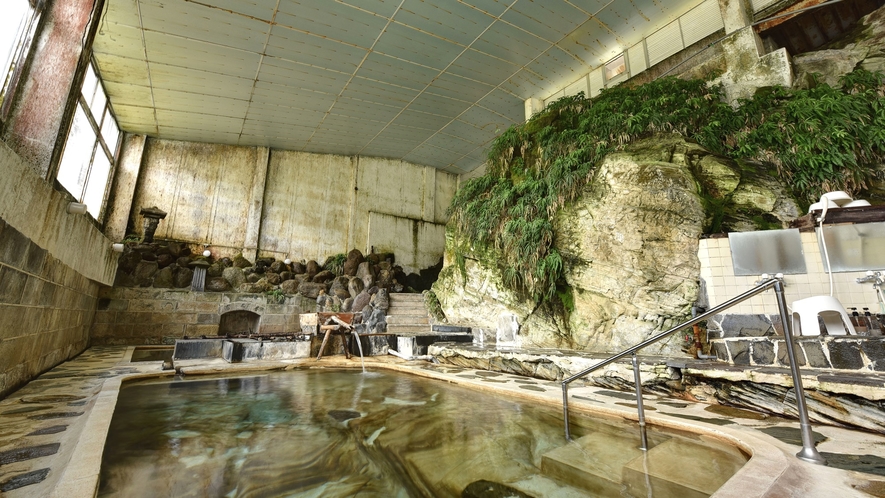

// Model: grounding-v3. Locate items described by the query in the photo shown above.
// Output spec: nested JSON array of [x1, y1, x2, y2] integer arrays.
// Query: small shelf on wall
[[791, 205, 885, 230]]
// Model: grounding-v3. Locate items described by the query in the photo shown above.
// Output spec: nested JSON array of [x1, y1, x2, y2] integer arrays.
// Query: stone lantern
[[139, 206, 167, 243]]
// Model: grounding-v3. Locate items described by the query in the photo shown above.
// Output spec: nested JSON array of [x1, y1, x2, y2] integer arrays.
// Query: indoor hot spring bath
[[97, 368, 747, 497]]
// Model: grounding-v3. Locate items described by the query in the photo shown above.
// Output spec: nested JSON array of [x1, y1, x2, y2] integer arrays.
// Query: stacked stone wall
[[0, 218, 98, 398], [91, 288, 313, 345]]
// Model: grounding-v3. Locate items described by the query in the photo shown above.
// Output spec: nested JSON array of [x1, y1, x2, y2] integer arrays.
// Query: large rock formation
[[433, 135, 801, 355]]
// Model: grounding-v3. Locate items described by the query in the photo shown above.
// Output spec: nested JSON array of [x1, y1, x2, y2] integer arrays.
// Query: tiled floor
[[2, 347, 885, 497]]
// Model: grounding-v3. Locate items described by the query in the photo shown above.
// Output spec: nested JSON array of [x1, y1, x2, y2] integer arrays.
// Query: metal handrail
[[560, 276, 827, 465]]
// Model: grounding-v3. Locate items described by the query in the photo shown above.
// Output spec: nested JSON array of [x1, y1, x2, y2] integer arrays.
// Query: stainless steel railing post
[[562, 381, 572, 441], [774, 279, 828, 465], [632, 353, 649, 451]]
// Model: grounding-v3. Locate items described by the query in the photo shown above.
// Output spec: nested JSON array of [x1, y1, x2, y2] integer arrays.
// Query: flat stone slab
[[0, 443, 60, 465], [0, 468, 51, 492]]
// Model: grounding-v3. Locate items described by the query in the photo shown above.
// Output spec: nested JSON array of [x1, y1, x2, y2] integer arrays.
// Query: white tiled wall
[[700, 233, 878, 315]]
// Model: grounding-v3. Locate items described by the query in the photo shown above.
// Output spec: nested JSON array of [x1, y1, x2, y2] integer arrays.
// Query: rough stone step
[[386, 325, 433, 334], [389, 294, 425, 302], [620, 438, 745, 497], [541, 431, 645, 497], [385, 309, 430, 317], [387, 304, 428, 311], [386, 315, 430, 325]]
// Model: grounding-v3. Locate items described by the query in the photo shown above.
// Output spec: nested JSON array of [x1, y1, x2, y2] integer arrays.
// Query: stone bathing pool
[[9, 347, 879, 497], [98, 369, 747, 497]]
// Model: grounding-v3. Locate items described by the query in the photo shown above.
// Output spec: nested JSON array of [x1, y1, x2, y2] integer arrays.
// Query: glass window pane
[[81, 63, 98, 106], [57, 104, 97, 200], [101, 107, 120, 152], [84, 150, 111, 218], [1, 1, 35, 102], [90, 78, 107, 121], [605, 54, 627, 81]]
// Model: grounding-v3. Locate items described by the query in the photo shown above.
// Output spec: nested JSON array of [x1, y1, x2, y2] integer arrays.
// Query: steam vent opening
[[219, 311, 261, 336]]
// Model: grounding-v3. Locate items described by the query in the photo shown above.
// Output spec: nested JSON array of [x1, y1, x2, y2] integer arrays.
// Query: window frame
[[0, 0, 46, 124], [604, 53, 630, 87], [54, 58, 122, 223]]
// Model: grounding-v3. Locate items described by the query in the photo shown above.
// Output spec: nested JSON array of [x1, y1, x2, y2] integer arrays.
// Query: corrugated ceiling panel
[[564, 76, 588, 97], [477, 89, 524, 123], [501, 0, 589, 43], [356, 53, 439, 91], [265, 26, 368, 74], [627, 42, 647, 75], [94, 54, 150, 87], [680, 0, 723, 46], [750, 0, 780, 13], [101, 81, 153, 107], [426, 72, 495, 101], [372, 23, 464, 70], [646, 21, 684, 66], [392, 110, 454, 131], [139, 1, 270, 53], [395, 1, 491, 47], [193, 0, 279, 23], [93, 23, 146, 60], [441, 119, 495, 144], [449, 49, 522, 87], [473, 21, 552, 67], [587, 67, 604, 97], [409, 93, 473, 119], [274, 2, 388, 49]]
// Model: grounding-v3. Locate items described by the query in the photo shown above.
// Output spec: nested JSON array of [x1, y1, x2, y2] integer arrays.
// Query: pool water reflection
[[99, 369, 746, 497]]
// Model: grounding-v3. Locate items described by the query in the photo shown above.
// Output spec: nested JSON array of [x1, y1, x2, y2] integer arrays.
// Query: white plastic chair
[[791, 295, 857, 336]]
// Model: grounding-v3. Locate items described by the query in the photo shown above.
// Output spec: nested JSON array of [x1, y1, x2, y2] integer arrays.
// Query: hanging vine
[[448, 70, 885, 304]]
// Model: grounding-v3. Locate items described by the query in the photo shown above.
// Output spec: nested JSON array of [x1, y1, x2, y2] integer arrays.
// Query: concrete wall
[[122, 139, 457, 272], [0, 0, 117, 398], [0, 217, 100, 398], [129, 140, 269, 254], [91, 288, 313, 345], [0, 142, 116, 398]]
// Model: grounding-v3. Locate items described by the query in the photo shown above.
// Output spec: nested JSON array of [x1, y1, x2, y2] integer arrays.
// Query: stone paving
[[2, 346, 885, 497]]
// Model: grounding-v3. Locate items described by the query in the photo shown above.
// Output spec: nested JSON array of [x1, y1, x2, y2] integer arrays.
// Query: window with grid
[[56, 60, 121, 220], [1, 0, 43, 120]]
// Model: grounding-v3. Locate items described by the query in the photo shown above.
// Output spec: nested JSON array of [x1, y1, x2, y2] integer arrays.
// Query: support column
[[524, 97, 544, 121], [718, 0, 753, 34], [104, 134, 146, 241], [242, 147, 270, 262]]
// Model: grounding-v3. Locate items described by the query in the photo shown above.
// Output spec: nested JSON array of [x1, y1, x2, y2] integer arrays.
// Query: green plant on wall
[[448, 69, 885, 305], [323, 253, 347, 275], [266, 288, 285, 304]]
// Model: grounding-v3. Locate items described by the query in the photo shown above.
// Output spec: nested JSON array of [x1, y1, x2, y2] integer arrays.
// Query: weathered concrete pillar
[[242, 147, 270, 262], [718, 0, 754, 34], [524, 97, 544, 121], [105, 134, 146, 241], [712, 0, 791, 104], [2, 0, 103, 176]]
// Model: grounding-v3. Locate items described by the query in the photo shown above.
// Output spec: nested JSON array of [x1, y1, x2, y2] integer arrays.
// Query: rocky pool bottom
[[97, 369, 746, 497]]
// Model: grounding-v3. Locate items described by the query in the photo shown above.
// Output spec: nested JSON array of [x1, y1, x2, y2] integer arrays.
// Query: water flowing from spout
[[191, 267, 207, 292], [351, 330, 365, 373]]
